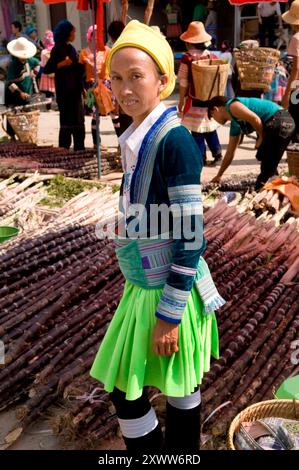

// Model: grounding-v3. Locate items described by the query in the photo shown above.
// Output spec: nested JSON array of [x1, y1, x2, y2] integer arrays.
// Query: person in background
[[193, 1, 208, 23], [10, 21, 24, 41], [165, 0, 183, 40], [24, 26, 44, 59], [178, 21, 222, 165], [219, 40, 234, 99], [79, 25, 111, 149], [281, 0, 299, 142], [44, 20, 85, 151], [39, 30, 55, 111], [5, 37, 39, 139], [264, 60, 288, 105], [205, 0, 218, 46], [257, 1, 283, 48], [107, 20, 133, 138], [208, 96, 295, 190]]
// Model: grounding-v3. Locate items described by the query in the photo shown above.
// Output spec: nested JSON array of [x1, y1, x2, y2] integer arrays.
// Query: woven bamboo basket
[[6, 110, 39, 144], [227, 399, 299, 450], [234, 47, 280, 92], [191, 59, 229, 101], [287, 149, 299, 177]]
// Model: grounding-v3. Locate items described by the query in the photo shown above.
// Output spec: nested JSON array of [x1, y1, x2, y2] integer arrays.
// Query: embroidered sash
[[130, 106, 180, 206]]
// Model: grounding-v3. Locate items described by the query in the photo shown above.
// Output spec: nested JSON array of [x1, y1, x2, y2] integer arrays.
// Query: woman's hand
[[58, 56, 73, 68], [211, 174, 221, 184], [255, 134, 263, 149], [152, 318, 179, 356], [178, 99, 185, 117], [20, 92, 29, 101]]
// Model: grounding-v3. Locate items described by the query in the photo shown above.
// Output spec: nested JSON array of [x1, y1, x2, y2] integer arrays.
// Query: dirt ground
[[35, 93, 288, 184]]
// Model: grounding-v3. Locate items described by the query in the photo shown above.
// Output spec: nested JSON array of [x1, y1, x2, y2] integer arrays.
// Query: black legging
[[57, 95, 85, 151], [259, 14, 277, 48], [255, 109, 295, 189], [110, 387, 201, 452]]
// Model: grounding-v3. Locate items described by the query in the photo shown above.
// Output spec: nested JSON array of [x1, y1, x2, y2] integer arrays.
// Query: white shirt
[[118, 102, 167, 217], [258, 2, 281, 18]]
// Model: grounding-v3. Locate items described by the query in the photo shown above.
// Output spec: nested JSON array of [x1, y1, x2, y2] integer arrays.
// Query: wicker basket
[[227, 399, 299, 450], [6, 110, 39, 144], [287, 149, 299, 177], [191, 59, 229, 101], [234, 47, 280, 92]]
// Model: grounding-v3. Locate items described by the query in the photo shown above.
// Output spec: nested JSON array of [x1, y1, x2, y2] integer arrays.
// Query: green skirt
[[90, 280, 219, 401]]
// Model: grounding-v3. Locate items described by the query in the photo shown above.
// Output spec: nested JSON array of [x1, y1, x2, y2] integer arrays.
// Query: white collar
[[119, 102, 167, 157]]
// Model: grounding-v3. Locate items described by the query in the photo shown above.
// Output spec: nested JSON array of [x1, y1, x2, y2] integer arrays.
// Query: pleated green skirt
[[90, 280, 219, 401]]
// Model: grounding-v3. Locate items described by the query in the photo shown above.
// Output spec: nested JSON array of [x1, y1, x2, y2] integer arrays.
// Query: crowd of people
[[4, 18, 130, 150]]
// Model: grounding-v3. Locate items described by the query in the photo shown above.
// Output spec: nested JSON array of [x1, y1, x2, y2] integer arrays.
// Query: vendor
[[5, 37, 39, 139], [208, 96, 295, 190]]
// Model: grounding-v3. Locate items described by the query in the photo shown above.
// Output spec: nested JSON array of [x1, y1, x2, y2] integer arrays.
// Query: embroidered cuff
[[9, 83, 19, 93], [195, 257, 226, 314], [156, 283, 191, 323], [168, 184, 203, 216]]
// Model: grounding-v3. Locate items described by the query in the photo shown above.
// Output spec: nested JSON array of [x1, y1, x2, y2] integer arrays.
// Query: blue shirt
[[226, 97, 282, 137]]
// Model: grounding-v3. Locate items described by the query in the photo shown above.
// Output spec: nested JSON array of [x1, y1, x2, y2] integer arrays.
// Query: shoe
[[213, 153, 222, 163]]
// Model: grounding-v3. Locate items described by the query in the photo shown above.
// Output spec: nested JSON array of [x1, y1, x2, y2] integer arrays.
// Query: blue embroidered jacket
[[116, 107, 218, 324]]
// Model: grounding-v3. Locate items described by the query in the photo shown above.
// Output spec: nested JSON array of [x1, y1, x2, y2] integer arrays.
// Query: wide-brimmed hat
[[7, 37, 37, 59], [282, 0, 299, 25], [180, 21, 211, 45]]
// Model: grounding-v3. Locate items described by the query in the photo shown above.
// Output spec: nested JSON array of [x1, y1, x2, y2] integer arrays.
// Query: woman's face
[[110, 48, 168, 127], [210, 106, 230, 125], [68, 28, 76, 42]]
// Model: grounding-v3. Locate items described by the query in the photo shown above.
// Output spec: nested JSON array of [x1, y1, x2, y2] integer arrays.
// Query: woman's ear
[[159, 74, 168, 93]]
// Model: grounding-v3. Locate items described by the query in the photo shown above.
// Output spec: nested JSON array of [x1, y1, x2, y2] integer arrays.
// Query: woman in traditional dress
[[90, 20, 224, 452]]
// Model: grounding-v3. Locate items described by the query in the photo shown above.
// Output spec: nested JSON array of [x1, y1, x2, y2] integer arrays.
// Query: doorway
[[50, 3, 67, 31]]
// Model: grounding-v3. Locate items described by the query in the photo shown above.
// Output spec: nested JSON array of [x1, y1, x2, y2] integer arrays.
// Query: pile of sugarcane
[[0, 174, 54, 232], [203, 178, 299, 228], [0, 225, 124, 449], [241, 187, 299, 225], [203, 176, 257, 194], [0, 175, 119, 241], [0, 188, 119, 257], [200, 199, 299, 439], [0, 199, 298, 449], [0, 142, 121, 178]]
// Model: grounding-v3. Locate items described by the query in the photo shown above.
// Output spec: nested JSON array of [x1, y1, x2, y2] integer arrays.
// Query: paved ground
[[35, 95, 287, 185]]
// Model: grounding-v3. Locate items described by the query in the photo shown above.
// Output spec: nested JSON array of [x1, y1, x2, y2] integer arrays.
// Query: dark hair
[[54, 20, 75, 45], [108, 21, 125, 41], [12, 21, 22, 32], [191, 42, 208, 51], [207, 96, 229, 119], [221, 40, 232, 52]]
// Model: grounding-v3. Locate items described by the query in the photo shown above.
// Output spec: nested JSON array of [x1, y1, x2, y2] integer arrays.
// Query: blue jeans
[[192, 130, 222, 161]]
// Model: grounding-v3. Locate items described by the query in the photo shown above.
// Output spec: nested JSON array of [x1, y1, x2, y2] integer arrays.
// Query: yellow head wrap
[[107, 20, 175, 100]]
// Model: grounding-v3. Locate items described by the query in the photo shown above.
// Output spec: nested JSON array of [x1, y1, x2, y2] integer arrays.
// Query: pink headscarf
[[86, 24, 97, 44], [43, 30, 55, 51]]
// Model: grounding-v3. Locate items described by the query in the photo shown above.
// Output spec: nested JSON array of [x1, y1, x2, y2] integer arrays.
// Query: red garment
[[22, 1, 111, 52], [229, 0, 287, 4]]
